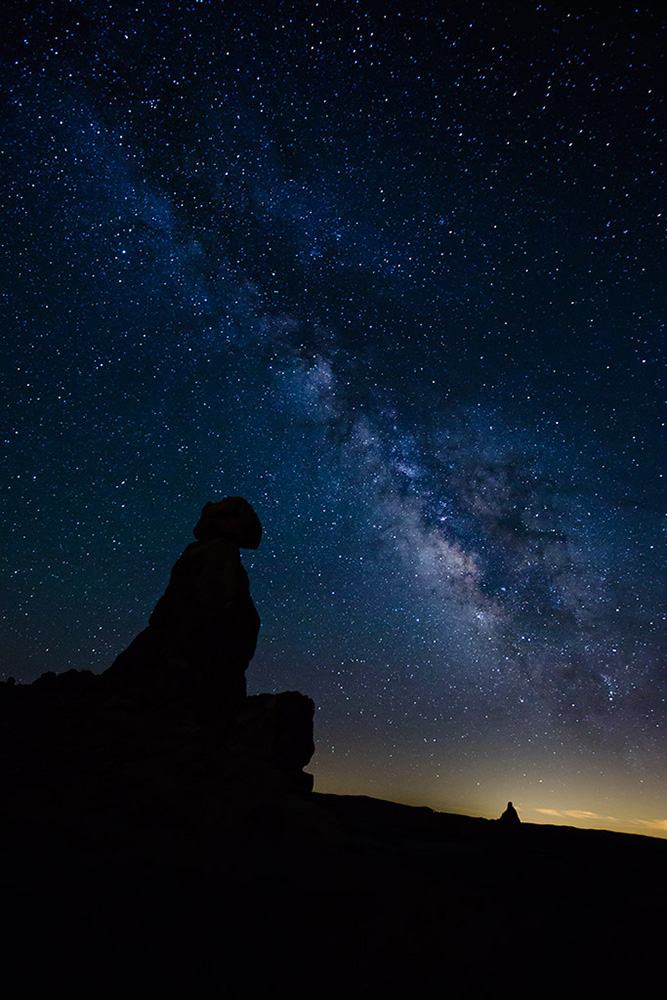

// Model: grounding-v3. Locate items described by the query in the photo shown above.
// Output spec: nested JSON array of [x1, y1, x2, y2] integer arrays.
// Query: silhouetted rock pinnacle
[[499, 801, 521, 825], [0, 497, 315, 823], [105, 497, 263, 716]]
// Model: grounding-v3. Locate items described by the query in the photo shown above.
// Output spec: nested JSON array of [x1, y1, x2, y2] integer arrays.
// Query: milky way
[[1, 1, 664, 834]]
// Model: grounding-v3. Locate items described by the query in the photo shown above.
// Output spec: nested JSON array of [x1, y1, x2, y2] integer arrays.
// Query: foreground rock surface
[[1, 786, 664, 993]]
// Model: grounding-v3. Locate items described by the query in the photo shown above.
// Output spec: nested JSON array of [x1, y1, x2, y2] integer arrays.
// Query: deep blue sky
[[1, 1, 664, 834]]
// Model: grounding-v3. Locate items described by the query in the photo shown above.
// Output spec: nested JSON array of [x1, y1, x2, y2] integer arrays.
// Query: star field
[[1, 1, 665, 834]]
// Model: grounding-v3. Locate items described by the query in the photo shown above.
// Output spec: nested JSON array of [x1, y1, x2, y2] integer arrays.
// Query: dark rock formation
[[499, 800, 521, 825], [232, 692, 316, 793], [0, 497, 315, 826], [496, 800, 522, 846], [104, 497, 263, 717]]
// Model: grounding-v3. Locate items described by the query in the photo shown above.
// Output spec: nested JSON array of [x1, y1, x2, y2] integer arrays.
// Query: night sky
[[2, 1, 665, 836]]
